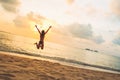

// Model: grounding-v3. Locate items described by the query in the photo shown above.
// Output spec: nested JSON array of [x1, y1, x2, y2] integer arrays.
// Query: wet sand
[[0, 52, 120, 80]]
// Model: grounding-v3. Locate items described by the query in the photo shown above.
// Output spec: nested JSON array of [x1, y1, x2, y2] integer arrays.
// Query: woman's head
[[41, 30, 45, 34]]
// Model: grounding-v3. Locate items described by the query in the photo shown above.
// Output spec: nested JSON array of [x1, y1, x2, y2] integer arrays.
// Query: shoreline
[[0, 51, 120, 80], [0, 51, 120, 74]]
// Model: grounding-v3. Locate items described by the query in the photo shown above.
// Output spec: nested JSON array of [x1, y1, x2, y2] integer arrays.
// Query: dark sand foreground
[[0, 52, 120, 80]]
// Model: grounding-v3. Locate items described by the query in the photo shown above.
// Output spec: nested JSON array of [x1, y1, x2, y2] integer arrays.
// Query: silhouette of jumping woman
[[34, 25, 52, 49]]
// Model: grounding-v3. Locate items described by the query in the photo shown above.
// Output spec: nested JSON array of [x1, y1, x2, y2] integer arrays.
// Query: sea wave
[[0, 48, 120, 73]]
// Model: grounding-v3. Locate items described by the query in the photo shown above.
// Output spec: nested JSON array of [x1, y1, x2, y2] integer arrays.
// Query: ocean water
[[0, 31, 120, 73]]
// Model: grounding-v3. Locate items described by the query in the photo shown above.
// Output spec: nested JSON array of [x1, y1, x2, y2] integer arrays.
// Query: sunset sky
[[0, 0, 120, 56]]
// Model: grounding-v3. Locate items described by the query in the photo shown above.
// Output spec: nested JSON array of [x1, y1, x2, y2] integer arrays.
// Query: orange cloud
[[110, 0, 120, 16], [66, 0, 74, 5], [13, 12, 46, 28]]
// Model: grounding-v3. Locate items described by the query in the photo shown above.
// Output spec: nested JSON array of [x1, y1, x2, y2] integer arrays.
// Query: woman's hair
[[41, 30, 45, 35]]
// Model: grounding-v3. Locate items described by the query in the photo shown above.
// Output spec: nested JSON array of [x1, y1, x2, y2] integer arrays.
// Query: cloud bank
[[67, 23, 105, 44], [113, 33, 120, 45], [13, 12, 46, 28], [0, 0, 20, 12]]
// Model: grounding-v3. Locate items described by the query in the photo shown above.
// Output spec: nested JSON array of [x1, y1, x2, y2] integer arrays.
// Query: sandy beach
[[0, 52, 120, 80]]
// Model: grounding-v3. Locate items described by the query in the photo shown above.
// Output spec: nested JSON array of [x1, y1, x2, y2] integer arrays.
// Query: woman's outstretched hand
[[35, 25, 37, 27], [49, 26, 52, 28]]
